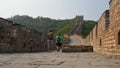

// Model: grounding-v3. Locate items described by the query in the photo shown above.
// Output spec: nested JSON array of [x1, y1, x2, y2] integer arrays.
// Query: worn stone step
[[0, 43, 10, 46], [62, 45, 93, 52]]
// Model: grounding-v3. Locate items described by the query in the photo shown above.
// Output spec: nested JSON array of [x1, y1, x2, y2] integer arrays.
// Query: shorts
[[47, 40, 53, 46], [56, 43, 62, 47]]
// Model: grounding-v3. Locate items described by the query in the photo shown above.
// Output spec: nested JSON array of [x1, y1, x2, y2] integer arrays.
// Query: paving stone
[[108, 65, 120, 68], [0, 52, 120, 68], [75, 65, 110, 68], [37, 65, 73, 68], [0, 64, 36, 68], [0, 63, 4, 66], [91, 61, 120, 66], [30, 61, 64, 65]]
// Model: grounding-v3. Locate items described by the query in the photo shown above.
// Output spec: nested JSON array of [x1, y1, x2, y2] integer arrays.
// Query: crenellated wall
[[0, 18, 48, 53], [81, 0, 120, 57]]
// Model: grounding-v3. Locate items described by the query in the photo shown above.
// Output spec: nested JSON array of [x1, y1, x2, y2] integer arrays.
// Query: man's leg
[[50, 40, 53, 50], [57, 43, 61, 52], [47, 40, 50, 51], [56, 43, 59, 51]]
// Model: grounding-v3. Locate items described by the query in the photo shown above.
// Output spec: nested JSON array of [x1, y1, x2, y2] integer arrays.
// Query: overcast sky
[[0, 0, 110, 21]]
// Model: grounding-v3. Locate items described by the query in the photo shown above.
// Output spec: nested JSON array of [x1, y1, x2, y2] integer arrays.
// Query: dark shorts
[[56, 43, 62, 47]]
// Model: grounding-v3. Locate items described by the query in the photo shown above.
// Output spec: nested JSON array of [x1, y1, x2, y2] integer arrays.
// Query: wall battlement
[[82, 0, 120, 57], [0, 18, 48, 52]]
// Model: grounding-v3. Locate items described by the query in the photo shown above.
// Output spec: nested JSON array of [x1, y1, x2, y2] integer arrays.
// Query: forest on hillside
[[80, 20, 96, 38], [8, 15, 96, 38], [8, 15, 75, 36]]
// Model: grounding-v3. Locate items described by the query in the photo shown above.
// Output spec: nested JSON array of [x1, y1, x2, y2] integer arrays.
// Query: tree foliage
[[54, 19, 76, 38], [8, 15, 96, 38], [8, 15, 75, 35], [80, 20, 96, 38]]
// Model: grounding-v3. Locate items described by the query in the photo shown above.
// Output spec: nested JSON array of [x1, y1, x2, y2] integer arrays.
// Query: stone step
[[0, 43, 10, 46], [62, 45, 93, 52]]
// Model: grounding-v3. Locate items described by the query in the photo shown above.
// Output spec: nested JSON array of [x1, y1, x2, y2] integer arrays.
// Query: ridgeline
[[8, 15, 96, 38]]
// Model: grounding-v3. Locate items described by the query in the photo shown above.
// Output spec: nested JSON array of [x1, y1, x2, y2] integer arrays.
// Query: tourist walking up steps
[[47, 30, 53, 52], [55, 34, 63, 52]]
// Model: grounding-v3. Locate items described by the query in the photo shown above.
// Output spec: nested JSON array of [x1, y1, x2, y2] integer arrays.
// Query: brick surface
[[0, 18, 48, 52], [80, 0, 120, 57]]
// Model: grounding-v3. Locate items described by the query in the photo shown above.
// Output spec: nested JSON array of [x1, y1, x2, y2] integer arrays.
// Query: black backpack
[[57, 36, 61, 43]]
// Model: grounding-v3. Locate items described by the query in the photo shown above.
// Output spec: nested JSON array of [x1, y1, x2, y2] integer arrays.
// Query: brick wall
[[0, 18, 48, 53], [81, 0, 120, 57]]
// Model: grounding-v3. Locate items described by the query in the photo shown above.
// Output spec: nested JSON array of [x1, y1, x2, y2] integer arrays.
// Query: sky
[[0, 0, 110, 21]]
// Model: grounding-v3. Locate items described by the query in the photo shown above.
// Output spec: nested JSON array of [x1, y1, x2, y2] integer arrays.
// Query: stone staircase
[[62, 45, 93, 52]]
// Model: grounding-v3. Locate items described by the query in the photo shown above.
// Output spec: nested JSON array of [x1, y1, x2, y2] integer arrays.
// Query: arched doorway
[[100, 39, 102, 46], [118, 31, 120, 45]]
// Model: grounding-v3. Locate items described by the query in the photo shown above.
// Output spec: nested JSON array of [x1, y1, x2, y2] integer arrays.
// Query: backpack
[[57, 36, 61, 43]]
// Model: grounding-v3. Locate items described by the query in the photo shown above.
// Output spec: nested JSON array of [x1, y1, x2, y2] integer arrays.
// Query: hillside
[[8, 15, 96, 38], [8, 15, 75, 35], [80, 20, 96, 38]]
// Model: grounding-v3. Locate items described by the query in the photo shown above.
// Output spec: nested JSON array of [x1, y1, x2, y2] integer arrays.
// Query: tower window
[[100, 39, 102, 46], [118, 31, 120, 45]]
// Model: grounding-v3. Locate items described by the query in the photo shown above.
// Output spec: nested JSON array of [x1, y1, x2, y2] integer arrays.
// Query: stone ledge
[[62, 45, 93, 52]]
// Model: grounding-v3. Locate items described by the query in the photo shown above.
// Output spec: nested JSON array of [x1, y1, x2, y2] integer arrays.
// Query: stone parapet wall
[[109, 0, 120, 29], [0, 18, 48, 53], [80, 0, 120, 57], [94, 45, 120, 57]]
